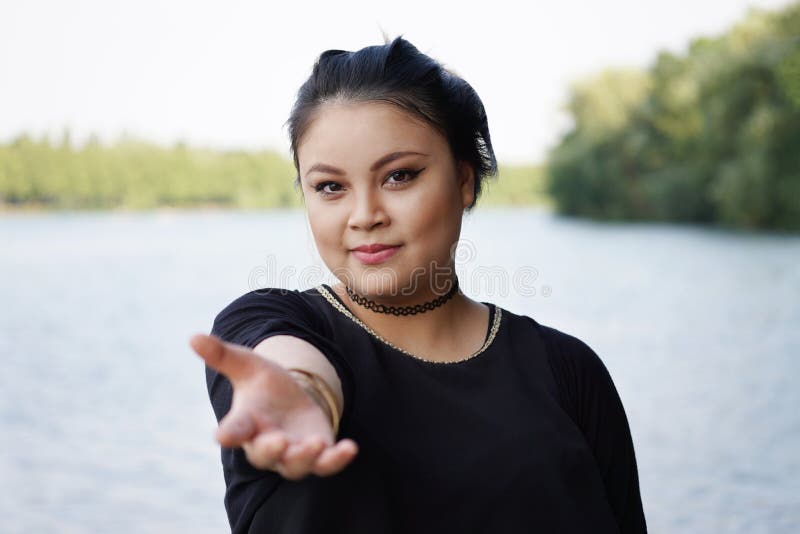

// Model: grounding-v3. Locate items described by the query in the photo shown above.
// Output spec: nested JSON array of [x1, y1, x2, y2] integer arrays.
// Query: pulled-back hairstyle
[[286, 36, 497, 210]]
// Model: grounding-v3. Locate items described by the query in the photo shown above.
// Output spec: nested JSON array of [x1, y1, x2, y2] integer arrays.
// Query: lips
[[351, 243, 401, 265]]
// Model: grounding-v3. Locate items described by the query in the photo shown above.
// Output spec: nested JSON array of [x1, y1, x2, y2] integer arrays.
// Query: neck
[[329, 282, 488, 361]]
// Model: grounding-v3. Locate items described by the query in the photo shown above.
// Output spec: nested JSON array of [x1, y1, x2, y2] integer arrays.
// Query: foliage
[[481, 165, 549, 207], [547, 3, 800, 231], [0, 134, 301, 210]]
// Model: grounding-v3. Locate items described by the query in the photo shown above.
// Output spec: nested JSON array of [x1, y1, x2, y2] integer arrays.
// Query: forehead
[[297, 101, 448, 171]]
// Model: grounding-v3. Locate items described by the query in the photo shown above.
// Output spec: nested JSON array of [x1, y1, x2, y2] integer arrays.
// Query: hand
[[190, 333, 358, 480]]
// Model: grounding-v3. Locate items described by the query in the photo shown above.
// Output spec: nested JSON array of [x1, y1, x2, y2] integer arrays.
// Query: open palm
[[190, 333, 358, 480]]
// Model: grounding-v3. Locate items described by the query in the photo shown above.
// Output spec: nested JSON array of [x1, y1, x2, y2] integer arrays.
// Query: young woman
[[190, 37, 647, 533]]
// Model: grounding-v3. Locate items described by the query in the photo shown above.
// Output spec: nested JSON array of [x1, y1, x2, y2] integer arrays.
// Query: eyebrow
[[306, 151, 429, 176]]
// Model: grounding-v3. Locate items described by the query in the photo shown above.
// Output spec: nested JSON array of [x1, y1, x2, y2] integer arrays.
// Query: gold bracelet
[[287, 368, 341, 436]]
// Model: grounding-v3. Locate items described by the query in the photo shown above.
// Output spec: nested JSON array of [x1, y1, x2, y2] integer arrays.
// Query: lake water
[[1, 208, 799, 533]]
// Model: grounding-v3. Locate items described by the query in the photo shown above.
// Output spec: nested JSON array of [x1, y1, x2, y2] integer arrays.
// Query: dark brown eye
[[314, 182, 343, 196], [385, 168, 424, 185]]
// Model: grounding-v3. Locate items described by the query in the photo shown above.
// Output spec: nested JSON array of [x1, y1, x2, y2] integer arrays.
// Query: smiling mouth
[[351, 245, 402, 265]]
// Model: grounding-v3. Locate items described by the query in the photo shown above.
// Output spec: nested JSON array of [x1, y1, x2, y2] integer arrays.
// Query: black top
[[206, 285, 647, 534]]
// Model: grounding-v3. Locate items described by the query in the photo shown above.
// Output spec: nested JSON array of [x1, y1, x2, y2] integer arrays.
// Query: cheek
[[307, 209, 332, 248], [406, 175, 460, 225], [403, 186, 463, 255], [306, 205, 346, 258]]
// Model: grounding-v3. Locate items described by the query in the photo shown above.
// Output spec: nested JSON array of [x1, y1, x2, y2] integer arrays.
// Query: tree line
[[0, 133, 300, 209], [547, 3, 800, 231]]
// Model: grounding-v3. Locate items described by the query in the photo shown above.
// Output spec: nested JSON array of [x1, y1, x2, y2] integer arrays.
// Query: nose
[[348, 187, 388, 231]]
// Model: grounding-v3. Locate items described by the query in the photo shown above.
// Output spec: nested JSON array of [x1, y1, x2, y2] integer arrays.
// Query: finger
[[277, 437, 327, 480], [189, 333, 259, 382], [242, 432, 289, 470], [312, 439, 359, 477], [216, 412, 257, 448]]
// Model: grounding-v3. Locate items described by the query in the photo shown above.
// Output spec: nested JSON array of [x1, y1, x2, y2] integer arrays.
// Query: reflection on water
[[1, 208, 798, 533]]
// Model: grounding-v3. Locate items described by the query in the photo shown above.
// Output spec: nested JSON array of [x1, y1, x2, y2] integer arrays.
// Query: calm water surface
[[1, 208, 798, 533]]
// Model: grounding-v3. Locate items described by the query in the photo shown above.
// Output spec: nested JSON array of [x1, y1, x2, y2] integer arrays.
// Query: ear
[[457, 161, 475, 209]]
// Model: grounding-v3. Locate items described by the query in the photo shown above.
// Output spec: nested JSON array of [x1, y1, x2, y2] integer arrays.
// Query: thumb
[[190, 333, 259, 382]]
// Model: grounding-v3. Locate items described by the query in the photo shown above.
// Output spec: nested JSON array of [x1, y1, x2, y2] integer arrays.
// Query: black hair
[[285, 36, 497, 210]]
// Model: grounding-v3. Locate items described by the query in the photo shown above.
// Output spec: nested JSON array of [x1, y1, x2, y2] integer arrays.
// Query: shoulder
[[214, 286, 325, 322], [215, 286, 315, 313], [537, 322, 608, 376], [211, 286, 331, 347], [534, 321, 624, 431], [498, 308, 614, 407], [498, 307, 606, 372], [540, 323, 615, 403]]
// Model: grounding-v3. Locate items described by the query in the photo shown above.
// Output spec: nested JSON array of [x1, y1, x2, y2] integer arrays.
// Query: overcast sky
[[1, 0, 795, 163]]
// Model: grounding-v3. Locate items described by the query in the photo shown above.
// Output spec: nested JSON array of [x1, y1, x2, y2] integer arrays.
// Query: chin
[[351, 268, 402, 298]]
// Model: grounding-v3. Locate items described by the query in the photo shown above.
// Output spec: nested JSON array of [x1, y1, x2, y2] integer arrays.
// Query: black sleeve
[[542, 325, 647, 534], [205, 287, 354, 534]]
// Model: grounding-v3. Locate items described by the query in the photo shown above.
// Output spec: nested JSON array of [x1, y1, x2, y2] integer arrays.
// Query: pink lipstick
[[351, 243, 401, 265]]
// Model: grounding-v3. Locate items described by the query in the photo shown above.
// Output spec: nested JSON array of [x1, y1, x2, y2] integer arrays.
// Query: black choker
[[345, 279, 459, 316]]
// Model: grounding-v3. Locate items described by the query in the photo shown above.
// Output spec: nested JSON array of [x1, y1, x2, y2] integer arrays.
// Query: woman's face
[[296, 100, 474, 301]]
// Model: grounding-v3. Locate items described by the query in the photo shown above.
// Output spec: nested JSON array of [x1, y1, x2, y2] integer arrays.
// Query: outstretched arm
[[190, 333, 358, 480]]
